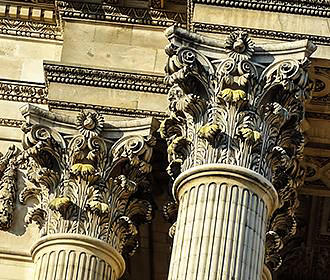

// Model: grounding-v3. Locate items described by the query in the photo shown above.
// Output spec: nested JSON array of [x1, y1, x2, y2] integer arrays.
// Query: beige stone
[[0, 36, 61, 82], [8, 6, 17, 18], [20, 7, 29, 19], [94, 24, 133, 45], [21, 59, 45, 82], [31, 9, 41, 20], [0, 57, 23, 81], [131, 26, 168, 49], [168, 164, 278, 280], [194, 5, 330, 37], [61, 21, 166, 73], [49, 83, 167, 113], [154, 49, 167, 73], [31, 234, 125, 280], [108, 43, 157, 72], [0, 100, 46, 120], [43, 10, 53, 22], [0, 4, 6, 17]]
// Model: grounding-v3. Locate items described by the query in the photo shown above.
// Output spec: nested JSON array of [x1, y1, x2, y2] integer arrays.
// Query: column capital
[[161, 27, 314, 181], [161, 27, 316, 273], [16, 105, 157, 264]]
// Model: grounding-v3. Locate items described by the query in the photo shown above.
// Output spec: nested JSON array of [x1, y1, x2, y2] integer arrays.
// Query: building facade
[[0, 0, 329, 280]]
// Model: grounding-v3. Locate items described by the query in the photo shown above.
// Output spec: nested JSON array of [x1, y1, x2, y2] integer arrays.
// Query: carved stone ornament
[[16, 108, 156, 257], [161, 26, 315, 271], [0, 145, 20, 230]]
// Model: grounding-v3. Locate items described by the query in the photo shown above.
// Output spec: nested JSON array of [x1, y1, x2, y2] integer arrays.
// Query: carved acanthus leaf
[[18, 110, 155, 257], [161, 28, 314, 270]]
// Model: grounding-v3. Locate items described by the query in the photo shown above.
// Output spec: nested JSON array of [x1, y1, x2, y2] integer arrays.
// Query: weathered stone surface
[[61, 22, 168, 74]]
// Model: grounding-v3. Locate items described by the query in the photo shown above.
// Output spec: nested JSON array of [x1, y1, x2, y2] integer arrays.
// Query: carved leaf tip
[[71, 163, 96, 176], [198, 123, 221, 141], [239, 128, 261, 143], [221, 88, 246, 102], [49, 197, 72, 213]]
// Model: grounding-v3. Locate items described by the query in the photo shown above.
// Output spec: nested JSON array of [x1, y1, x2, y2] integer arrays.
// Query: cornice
[[56, 0, 186, 27], [167, 26, 316, 63], [44, 62, 169, 94], [48, 100, 168, 119], [192, 22, 330, 46], [0, 79, 48, 104], [192, 0, 330, 18], [21, 103, 161, 140]]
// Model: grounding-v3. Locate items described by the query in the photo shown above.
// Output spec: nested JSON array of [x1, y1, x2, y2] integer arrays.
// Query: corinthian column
[[161, 27, 315, 280], [17, 107, 156, 280]]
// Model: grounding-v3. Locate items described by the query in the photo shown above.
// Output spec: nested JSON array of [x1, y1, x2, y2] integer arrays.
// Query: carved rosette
[[17, 109, 155, 258], [161, 29, 314, 271]]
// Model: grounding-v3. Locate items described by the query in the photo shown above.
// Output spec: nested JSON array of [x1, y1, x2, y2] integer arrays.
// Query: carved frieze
[[0, 118, 25, 128], [56, 0, 186, 27], [0, 79, 48, 104], [160, 27, 315, 271], [44, 63, 168, 95], [0, 1, 61, 40], [0, 0, 186, 41], [191, 0, 330, 18]]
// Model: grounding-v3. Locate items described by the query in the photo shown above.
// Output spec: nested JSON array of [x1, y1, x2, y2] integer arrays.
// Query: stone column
[[31, 234, 125, 280], [168, 165, 278, 280], [17, 108, 156, 280], [161, 27, 315, 280]]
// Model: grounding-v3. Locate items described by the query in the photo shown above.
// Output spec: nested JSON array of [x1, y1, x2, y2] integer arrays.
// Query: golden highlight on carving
[[198, 123, 221, 141], [239, 127, 261, 142], [71, 163, 95, 175], [220, 88, 246, 102], [49, 197, 71, 211]]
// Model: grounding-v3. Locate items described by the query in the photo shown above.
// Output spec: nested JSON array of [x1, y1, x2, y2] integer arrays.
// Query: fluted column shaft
[[168, 164, 278, 280], [31, 234, 125, 280]]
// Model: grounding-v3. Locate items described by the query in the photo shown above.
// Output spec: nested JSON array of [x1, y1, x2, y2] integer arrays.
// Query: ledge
[[44, 62, 168, 95], [192, 0, 330, 18], [166, 25, 316, 62], [20, 103, 161, 139]]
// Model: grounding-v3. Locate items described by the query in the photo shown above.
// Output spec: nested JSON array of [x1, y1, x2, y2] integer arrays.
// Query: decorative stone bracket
[[161, 26, 316, 278]]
